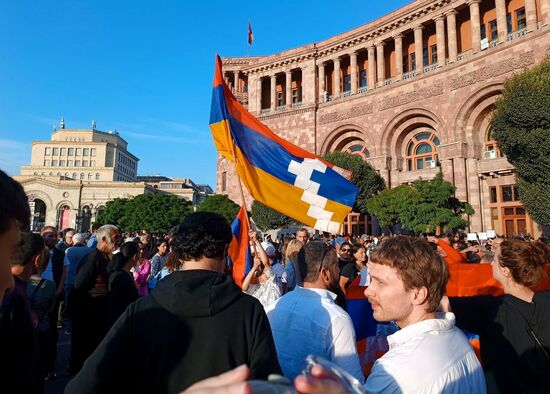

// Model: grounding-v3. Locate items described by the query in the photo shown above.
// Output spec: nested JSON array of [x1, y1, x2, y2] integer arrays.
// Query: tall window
[[516, 8, 526, 30], [91, 148, 97, 156], [277, 91, 283, 107], [343, 74, 351, 92], [490, 20, 498, 40], [405, 131, 440, 171], [83, 148, 90, 156], [360, 70, 367, 87], [53, 148, 59, 156], [68, 148, 74, 156], [59, 160, 65, 167], [60, 148, 67, 156], [403, 55, 409, 73], [481, 24, 487, 40], [52, 160, 58, 166], [410, 53, 416, 71], [95, 173, 100, 180], [76, 148, 82, 156], [506, 13, 513, 34], [45, 147, 51, 156], [430, 44, 437, 65]]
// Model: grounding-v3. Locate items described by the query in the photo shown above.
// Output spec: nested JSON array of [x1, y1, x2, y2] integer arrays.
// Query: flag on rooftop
[[227, 205, 253, 288], [209, 55, 358, 233], [247, 22, 254, 46]]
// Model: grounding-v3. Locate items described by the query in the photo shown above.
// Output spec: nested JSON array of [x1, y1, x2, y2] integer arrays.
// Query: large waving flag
[[209, 55, 359, 233], [228, 205, 253, 287]]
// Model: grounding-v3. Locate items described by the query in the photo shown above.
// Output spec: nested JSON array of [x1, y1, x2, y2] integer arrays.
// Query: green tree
[[367, 173, 474, 233], [95, 193, 192, 232], [322, 151, 385, 215], [251, 200, 298, 231], [197, 194, 240, 223], [491, 59, 550, 226]]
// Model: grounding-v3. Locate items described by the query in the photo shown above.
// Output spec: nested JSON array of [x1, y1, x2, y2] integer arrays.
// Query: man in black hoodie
[[66, 212, 281, 394]]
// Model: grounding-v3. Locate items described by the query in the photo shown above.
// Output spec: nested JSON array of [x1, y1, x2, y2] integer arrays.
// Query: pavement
[[44, 329, 72, 394]]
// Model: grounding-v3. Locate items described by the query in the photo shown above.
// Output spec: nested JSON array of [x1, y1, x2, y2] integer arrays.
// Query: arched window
[[87, 173, 92, 180], [80, 173, 85, 180], [406, 131, 440, 170], [72, 172, 77, 179], [345, 143, 370, 161], [483, 127, 502, 159], [95, 173, 100, 180]]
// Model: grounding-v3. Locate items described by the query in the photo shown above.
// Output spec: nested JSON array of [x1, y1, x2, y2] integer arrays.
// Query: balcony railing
[[383, 78, 392, 86], [403, 71, 417, 80], [357, 86, 368, 94], [291, 102, 303, 108], [423, 64, 438, 73], [260, 108, 271, 114], [339, 90, 352, 98], [507, 28, 528, 42], [457, 50, 473, 61]]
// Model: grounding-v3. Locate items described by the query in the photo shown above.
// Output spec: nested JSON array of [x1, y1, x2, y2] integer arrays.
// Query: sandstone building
[[219, 0, 550, 237]]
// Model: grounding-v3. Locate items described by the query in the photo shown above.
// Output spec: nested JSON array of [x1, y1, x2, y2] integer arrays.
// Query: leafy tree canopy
[[95, 193, 192, 233], [197, 194, 240, 223], [322, 151, 386, 215], [492, 59, 550, 225], [366, 173, 474, 233], [251, 200, 298, 232]]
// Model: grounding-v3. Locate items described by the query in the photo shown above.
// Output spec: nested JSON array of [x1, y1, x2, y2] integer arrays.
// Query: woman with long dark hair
[[106, 241, 140, 330], [339, 243, 367, 294], [442, 239, 550, 393]]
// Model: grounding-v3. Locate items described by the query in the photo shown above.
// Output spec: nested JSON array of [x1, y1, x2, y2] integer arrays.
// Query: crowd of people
[[1, 168, 549, 394]]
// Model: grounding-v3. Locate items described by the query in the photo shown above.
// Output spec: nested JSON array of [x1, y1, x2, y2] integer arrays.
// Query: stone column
[[367, 45, 376, 90], [542, 0, 550, 26], [270, 74, 276, 111], [466, 158, 483, 231], [234, 71, 240, 93], [333, 57, 341, 97], [413, 25, 424, 72], [446, 10, 458, 62], [496, 0, 507, 42], [350, 51, 358, 94], [318, 62, 326, 102], [376, 41, 386, 84], [285, 70, 292, 108], [435, 15, 446, 66], [468, 0, 482, 52], [524, 0, 538, 30], [454, 157, 468, 202], [394, 34, 404, 79], [256, 77, 262, 113]]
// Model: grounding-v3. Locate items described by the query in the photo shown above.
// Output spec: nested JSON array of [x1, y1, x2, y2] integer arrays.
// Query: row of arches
[[30, 198, 105, 232], [321, 83, 503, 168]]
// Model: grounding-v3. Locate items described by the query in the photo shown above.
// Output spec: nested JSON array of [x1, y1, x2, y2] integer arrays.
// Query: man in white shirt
[[294, 236, 486, 394], [265, 241, 364, 383]]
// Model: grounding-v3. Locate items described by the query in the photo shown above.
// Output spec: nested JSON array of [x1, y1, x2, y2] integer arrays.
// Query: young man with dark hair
[[66, 212, 281, 394]]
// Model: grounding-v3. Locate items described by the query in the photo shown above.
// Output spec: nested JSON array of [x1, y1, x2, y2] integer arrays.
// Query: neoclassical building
[[218, 0, 550, 237]]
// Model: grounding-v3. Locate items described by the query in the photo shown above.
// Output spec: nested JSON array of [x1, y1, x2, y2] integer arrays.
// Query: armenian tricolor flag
[[228, 205, 253, 287], [209, 55, 358, 233]]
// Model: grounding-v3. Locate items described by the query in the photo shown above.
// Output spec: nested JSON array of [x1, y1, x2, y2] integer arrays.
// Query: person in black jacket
[[106, 241, 139, 330], [442, 239, 550, 393], [65, 212, 281, 394]]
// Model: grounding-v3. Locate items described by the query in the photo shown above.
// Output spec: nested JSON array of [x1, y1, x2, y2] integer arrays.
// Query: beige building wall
[[20, 128, 139, 182], [219, 0, 550, 237]]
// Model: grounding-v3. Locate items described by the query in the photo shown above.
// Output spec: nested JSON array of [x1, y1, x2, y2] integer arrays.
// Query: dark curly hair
[[0, 170, 30, 233], [171, 212, 232, 261]]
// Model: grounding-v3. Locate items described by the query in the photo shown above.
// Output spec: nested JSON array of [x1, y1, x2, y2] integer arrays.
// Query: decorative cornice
[[256, 105, 315, 120]]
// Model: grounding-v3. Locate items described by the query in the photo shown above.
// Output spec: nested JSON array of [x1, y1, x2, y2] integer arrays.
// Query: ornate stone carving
[[378, 81, 444, 111], [319, 103, 373, 125], [450, 51, 535, 90]]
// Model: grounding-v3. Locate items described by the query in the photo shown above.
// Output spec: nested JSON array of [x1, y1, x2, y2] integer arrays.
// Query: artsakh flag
[[247, 22, 253, 46], [209, 55, 358, 233], [227, 205, 253, 287]]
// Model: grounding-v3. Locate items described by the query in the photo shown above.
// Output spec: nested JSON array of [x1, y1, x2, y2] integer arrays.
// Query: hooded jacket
[[65, 269, 281, 394]]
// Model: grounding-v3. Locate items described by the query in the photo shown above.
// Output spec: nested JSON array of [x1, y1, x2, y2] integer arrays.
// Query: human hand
[[426, 236, 437, 244], [181, 364, 251, 394], [248, 230, 257, 241], [294, 364, 348, 394]]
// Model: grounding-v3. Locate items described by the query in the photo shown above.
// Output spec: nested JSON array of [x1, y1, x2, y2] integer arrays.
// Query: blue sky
[[0, 0, 410, 188]]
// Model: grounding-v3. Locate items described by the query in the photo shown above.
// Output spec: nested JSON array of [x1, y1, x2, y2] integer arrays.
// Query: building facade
[[219, 0, 550, 237], [20, 120, 139, 182]]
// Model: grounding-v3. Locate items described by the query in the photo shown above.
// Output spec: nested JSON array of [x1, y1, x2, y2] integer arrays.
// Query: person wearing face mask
[[265, 241, 364, 383]]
